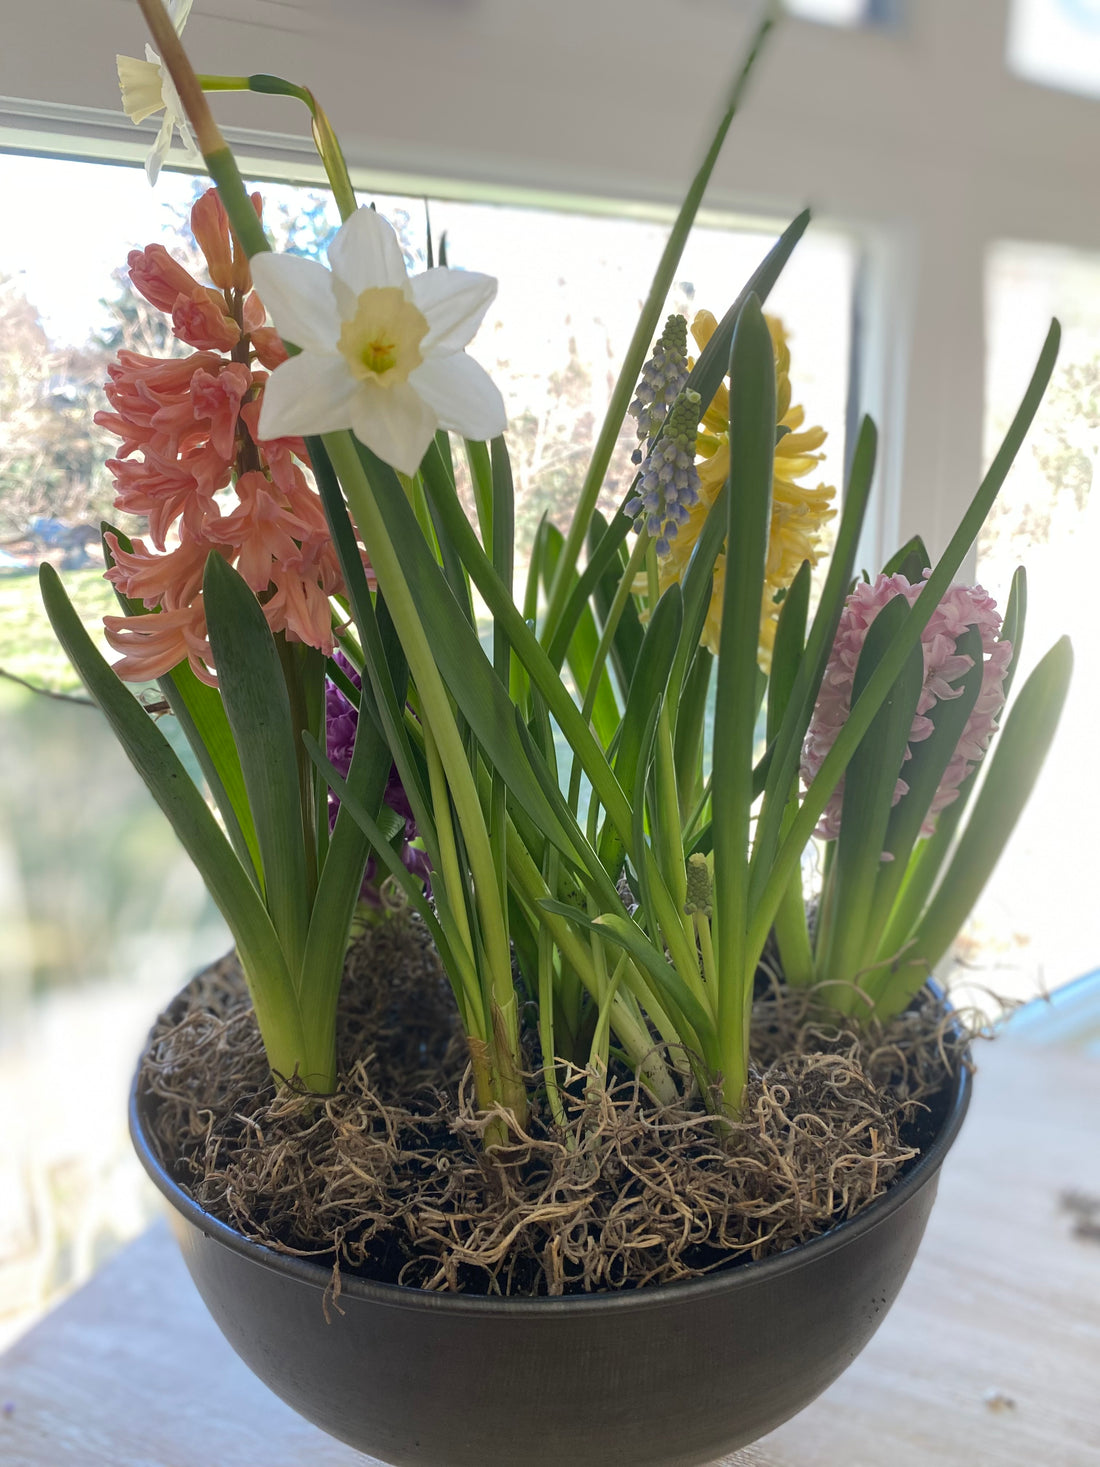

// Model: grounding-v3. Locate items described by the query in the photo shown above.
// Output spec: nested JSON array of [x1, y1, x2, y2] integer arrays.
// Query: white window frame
[[4, 0, 1100, 576]]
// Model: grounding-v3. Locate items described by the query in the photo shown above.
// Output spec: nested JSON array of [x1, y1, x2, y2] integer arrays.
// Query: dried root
[[140, 914, 966, 1297]]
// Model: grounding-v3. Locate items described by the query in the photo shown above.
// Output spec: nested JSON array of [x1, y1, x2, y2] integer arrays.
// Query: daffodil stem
[[245, 75, 358, 221], [136, 0, 226, 155]]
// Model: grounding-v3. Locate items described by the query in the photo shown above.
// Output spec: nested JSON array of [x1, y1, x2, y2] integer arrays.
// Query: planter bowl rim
[[130, 1052, 970, 1318]]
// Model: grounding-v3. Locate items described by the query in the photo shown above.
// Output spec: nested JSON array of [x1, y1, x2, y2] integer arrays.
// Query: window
[[1007, 0, 1100, 97], [964, 239, 1100, 1007], [0, 150, 855, 1343]]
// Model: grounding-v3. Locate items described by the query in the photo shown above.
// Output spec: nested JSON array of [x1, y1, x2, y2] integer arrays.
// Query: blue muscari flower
[[625, 387, 701, 555], [629, 314, 689, 441]]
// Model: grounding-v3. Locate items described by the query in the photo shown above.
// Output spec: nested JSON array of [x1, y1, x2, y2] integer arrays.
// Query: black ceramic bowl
[[130, 1054, 970, 1467]]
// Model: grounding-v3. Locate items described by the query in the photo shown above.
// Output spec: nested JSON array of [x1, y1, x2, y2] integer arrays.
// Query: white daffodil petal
[[169, 0, 193, 30], [328, 208, 409, 297], [250, 254, 342, 354], [349, 382, 438, 477], [159, 69, 201, 162], [411, 269, 498, 356], [116, 55, 165, 123], [411, 353, 507, 442], [145, 112, 174, 187], [257, 352, 359, 440]]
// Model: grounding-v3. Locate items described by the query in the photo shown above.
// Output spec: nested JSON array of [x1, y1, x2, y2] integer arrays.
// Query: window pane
[[785, 0, 868, 23], [0, 151, 852, 1342], [974, 239, 1100, 1007], [1007, 0, 1100, 97]]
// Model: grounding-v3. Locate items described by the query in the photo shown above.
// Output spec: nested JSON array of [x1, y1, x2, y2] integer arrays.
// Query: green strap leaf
[[880, 535, 931, 581], [545, 209, 812, 672], [900, 635, 1073, 991], [202, 552, 310, 976], [870, 622, 985, 950], [542, 7, 786, 630], [588, 510, 644, 699], [101, 523, 261, 881], [711, 294, 776, 1092], [541, 524, 622, 749], [597, 584, 683, 874], [38, 563, 302, 1066], [539, 902, 716, 1064], [815, 596, 925, 996]]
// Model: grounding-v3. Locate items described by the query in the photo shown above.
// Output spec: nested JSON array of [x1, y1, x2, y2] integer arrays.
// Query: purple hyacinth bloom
[[326, 652, 431, 905]]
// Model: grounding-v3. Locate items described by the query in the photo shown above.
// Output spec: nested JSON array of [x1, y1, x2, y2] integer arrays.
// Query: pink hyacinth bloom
[[171, 288, 241, 352], [103, 600, 215, 686], [188, 363, 252, 461], [127, 244, 206, 313], [205, 469, 316, 595], [251, 326, 289, 370], [801, 571, 1012, 845], [189, 189, 235, 292], [104, 531, 217, 612], [98, 188, 353, 685]]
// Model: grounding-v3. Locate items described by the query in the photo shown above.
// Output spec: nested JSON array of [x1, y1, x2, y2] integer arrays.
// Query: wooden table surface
[[1, 1035, 1098, 1467]]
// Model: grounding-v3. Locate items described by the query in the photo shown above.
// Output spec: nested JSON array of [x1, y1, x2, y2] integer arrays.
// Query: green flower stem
[[695, 912, 719, 1019], [325, 430, 524, 1121], [542, 1, 780, 635], [194, 71, 358, 223], [421, 716, 478, 996]]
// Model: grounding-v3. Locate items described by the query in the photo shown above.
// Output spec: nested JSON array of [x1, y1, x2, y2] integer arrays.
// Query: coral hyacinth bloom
[[104, 600, 215, 685], [97, 189, 355, 684], [127, 244, 208, 314]]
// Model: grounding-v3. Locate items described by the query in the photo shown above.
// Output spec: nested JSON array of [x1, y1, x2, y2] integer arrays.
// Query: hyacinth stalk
[[46, 0, 1072, 1134]]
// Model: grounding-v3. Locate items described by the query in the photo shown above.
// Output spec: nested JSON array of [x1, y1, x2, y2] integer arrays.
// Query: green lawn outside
[[0, 567, 116, 695]]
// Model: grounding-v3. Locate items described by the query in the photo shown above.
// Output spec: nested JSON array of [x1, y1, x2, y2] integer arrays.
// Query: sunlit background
[[2, 0, 1099, 1346]]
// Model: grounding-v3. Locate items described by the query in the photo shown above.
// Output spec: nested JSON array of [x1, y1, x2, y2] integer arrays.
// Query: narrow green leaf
[[588, 510, 643, 697], [101, 523, 261, 880], [816, 596, 924, 994], [749, 416, 879, 903], [880, 535, 931, 581], [871, 622, 984, 945], [543, 7, 786, 631], [202, 553, 311, 975], [541, 524, 622, 749], [767, 559, 810, 748], [38, 563, 301, 1063], [907, 636, 1073, 973], [307, 435, 434, 855], [539, 902, 716, 1060], [712, 294, 775, 1093], [597, 584, 683, 871]]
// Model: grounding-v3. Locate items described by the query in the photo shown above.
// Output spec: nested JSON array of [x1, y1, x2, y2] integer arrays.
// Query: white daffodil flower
[[116, 0, 201, 186], [252, 208, 507, 477]]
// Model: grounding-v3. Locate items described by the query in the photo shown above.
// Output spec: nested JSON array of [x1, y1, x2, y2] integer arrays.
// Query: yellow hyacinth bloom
[[656, 309, 836, 670]]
